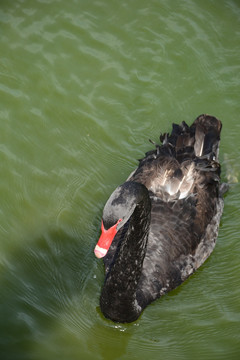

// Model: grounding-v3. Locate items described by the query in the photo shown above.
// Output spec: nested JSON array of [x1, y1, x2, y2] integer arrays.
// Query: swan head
[[94, 181, 148, 258]]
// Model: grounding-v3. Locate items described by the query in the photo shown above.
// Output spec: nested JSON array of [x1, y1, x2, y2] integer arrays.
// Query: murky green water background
[[0, 1, 240, 359]]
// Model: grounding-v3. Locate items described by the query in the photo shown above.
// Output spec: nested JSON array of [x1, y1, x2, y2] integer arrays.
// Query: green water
[[0, 0, 240, 359]]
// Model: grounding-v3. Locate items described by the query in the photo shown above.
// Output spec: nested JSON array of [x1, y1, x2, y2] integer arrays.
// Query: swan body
[[94, 114, 226, 323]]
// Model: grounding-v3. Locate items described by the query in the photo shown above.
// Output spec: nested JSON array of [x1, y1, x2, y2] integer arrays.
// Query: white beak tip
[[94, 245, 107, 258]]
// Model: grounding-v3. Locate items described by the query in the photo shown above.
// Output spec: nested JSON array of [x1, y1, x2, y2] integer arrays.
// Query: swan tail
[[160, 114, 222, 162], [192, 114, 222, 160]]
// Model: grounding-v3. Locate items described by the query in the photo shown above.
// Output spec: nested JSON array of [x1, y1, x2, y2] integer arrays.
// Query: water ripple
[[1, 1, 240, 359]]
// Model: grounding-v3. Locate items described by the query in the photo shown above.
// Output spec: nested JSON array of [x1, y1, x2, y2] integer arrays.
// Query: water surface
[[0, 1, 240, 359]]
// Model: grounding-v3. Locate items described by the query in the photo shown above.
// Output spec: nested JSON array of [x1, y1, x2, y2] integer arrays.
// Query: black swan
[[94, 114, 227, 323]]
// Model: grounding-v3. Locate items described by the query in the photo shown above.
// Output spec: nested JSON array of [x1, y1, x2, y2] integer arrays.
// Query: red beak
[[94, 219, 122, 258]]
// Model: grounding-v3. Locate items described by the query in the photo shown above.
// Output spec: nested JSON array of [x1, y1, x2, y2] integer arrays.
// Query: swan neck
[[100, 188, 151, 322]]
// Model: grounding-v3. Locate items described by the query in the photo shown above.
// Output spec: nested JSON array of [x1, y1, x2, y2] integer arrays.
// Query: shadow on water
[[0, 226, 98, 360]]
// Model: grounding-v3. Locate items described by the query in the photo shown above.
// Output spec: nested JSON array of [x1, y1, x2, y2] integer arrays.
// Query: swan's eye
[[116, 218, 122, 229]]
